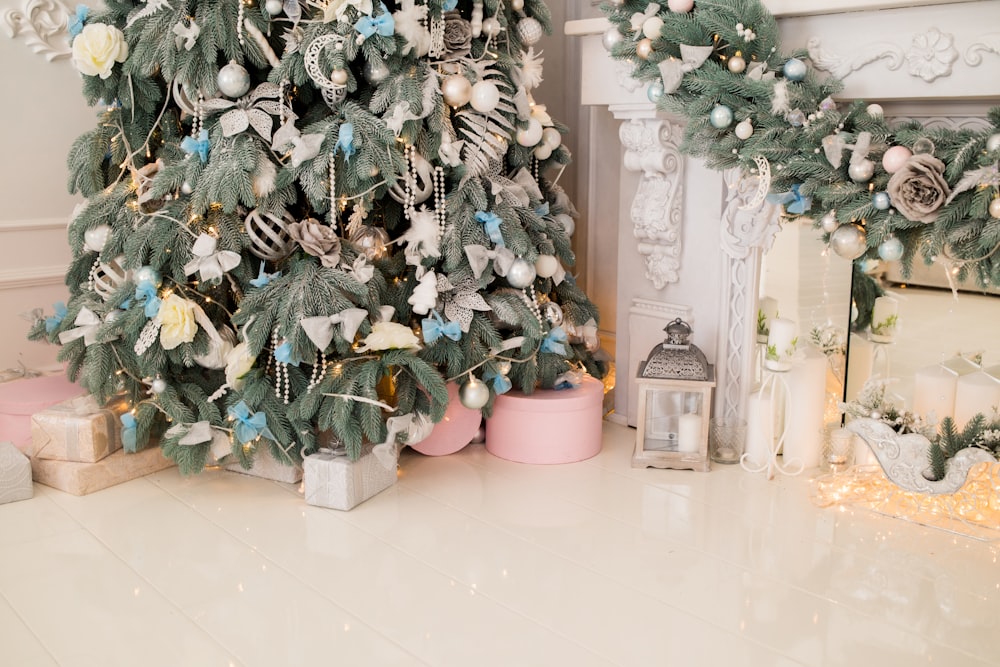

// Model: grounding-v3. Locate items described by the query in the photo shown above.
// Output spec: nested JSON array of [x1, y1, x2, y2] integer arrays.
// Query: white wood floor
[[1, 421, 997, 666]]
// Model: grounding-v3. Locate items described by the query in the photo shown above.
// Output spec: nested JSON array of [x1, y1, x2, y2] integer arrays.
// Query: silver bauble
[[848, 159, 875, 183], [349, 225, 390, 260], [150, 378, 168, 394], [542, 301, 563, 326], [84, 224, 112, 253], [602, 27, 624, 52], [878, 236, 904, 262], [441, 74, 472, 107], [820, 211, 839, 234], [181, 181, 193, 195], [217, 61, 251, 99], [987, 133, 1000, 153], [134, 265, 162, 288], [459, 377, 490, 410], [830, 223, 868, 260], [481, 17, 502, 38], [264, 0, 283, 16], [506, 258, 536, 288], [554, 213, 575, 237], [364, 60, 390, 85], [245, 209, 295, 261], [516, 17, 544, 46]]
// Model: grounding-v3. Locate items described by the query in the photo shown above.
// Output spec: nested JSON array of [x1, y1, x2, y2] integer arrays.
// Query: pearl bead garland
[[273, 328, 291, 404]]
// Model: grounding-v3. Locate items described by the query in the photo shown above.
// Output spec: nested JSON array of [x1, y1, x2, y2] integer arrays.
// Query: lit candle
[[954, 372, 1000, 428], [870, 296, 899, 342], [744, 390, 773, 467], [826, 427, 855, 471], [764, 318, 796, 371], [783, 346, 826, 469], [912, 364, 958, 425], [677, 413, 703, 453], [757, 296, 779, 342]]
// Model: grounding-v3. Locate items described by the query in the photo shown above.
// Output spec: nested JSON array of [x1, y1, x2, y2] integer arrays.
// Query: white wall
[[1, 1, 97, 371]]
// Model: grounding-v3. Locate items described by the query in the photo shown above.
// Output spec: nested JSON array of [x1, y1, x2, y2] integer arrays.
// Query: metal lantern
[[633, 318, 716, 471]]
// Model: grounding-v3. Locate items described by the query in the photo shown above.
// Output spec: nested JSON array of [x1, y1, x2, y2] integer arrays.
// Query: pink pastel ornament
[[882, 146, 913, 174], [667, 0, 695, 12], [408, 383, 482, 456]]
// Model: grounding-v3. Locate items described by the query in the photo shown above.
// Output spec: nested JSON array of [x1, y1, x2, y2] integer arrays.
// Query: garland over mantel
[[600, 0, 1000, 290]]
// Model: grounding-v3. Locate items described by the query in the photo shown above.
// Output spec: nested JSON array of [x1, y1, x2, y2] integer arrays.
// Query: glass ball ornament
[[882, 145, 912, 174], [93, 255, 131, 300], [459, 376, 490, 410], [848, 159, 875, 183], [878, 236, 904, 262], [728, 55, 747, 74], [636, 38, 653, 61], [990, 198, 1000, 220], [470, 80, 501, 113], [555, 213, 575, 237], [643, 16, 664, 40], [602, 27, 624, 52], [134, 265, 162, 288], [481, 17, 502, 38], [912, 137, 936, 155], [734, 119, 753, 140], [709, 104, 734, 129], [866, 103, 884, 117], [264, 0, 283, 16], [830, 223, 868, 260], [534, 144, 553, 161], [667, 0, 694, 12], [506, 258, 537, 288], [510, 0, 524, 11], [647, 81, 665, 104], [820, 211, 839, 234], [330, 68, 349, 86], [542, 301, 564, 326], [516, 17, 544, 46], [217, 61, 251, 99], [782, 58, 807, 82], [363, 60, 390, 85], [349, 225, 390, 260], [150, 377, 168, 395], [441, 74, 472, 107], [541, 127, 562, 150], [516, 118, 544, 147], [872, 192, 891, 210], [987, 133, 1000, 153], [534, 254, 559, 279], [181, 181, 193, 195], [83, 224, 112, 252]]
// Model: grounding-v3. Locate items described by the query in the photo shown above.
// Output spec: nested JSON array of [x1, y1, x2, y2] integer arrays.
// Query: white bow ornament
[[465, 244, 516, 280], [300, 308, 369, 351], [184, 233, 241, 283], [58, 307, 102, 346], [657, 44, 715, 95]]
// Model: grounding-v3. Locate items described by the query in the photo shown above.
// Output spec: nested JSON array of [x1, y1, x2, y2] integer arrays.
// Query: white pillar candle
[[845, 333, 874, 404], [783, 347, 827, 469], [870, 296, 899, 342], [677, 413, 703, 453], [757, 296, 779, 341], [764, 318, 797, 371], [954, 372, 1000, 428], [745, 390, 773, 467], [912, 364, 958, 425]]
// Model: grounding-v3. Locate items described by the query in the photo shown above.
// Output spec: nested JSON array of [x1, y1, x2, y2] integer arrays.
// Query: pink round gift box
[[0, 373, 84, 451], [486, 375, 604, 464], [409, 382, 482, 456]]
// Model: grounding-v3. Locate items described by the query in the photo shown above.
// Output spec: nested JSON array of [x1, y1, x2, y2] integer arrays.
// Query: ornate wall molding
[[808, 28, 961, 82], [806, 37, 903, 80], [714, 169, 781, 423], [965, 33, 1000, 66], [619, 117, 684, 290], [2, 0, 72, 62]]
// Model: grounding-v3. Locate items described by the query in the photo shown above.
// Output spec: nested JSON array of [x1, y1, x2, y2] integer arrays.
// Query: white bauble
[[534, 145, 552, 160], [820, 211, 839, 234], [330, 68, 349, 86], [734, 119, 754, 140], [728, 55, 747, 74], [470, 81, 501, 113], [93, 255, 131, 300], [990, 198, 1000, 220], [506, 258, 536, 288], [987, 134, 1000, 153], [516, 118, 544, 147], [264, 0, 283, 16], [482, 17, 502, 38], [511, 0, 524, 10], [535, 255, 559, 279], [866, 104, 884, 118], [217, 61, 251, 99], [83, 224, 112, 253], [667, 0, 694, 11], [636, 38, 653, 60], [602, 27, 624, 52], [150, 377, 168, 394], [541, 127, 562, 149], [441, 74, 472, 107], [555, 213, 575, 237], [459, 377, 491, 410], [848, 159, 875, 183], [643, 16, 663, 40], [181, 181, 193, 195], [516, 17, 543, 46], [830, 224, 868, 260], [134, 265, 162, 288]]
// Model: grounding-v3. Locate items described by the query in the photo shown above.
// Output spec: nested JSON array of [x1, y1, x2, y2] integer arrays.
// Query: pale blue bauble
[[872, 192, 891, 210], [878, 236, 904, 262], [710, 104, 734, 129], [783, 58, 807, 82], [647, 81, 665, 104], [134, 265, 162, 288]]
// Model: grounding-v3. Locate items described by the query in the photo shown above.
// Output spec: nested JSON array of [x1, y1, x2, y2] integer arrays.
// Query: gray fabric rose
[[288, 218, 342, 268], [442, 11, 473, 59], [886, 153, 952, 224]]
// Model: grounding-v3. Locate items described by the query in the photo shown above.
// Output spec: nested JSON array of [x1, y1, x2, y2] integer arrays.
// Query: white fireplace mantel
[[568, 0, 1000, 427]]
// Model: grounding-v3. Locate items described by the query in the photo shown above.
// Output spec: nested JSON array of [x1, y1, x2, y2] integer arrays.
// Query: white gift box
[[303, 443, 397, 511], [0, 441, 32, 504]]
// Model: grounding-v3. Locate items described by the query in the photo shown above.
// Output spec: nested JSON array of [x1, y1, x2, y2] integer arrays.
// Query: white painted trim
[[0, 264, 67, 291], [0, 217, 68, 234]]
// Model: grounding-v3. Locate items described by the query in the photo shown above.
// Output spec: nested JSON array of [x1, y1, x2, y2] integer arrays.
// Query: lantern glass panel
[[643, 389, 705, 452]]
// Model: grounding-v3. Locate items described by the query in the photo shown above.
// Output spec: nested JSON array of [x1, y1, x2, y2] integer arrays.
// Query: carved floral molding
[[2, 0, 73, 62]]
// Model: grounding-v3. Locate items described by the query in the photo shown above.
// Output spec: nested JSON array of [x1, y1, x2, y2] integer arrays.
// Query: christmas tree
[[32, 0, 604, 473]]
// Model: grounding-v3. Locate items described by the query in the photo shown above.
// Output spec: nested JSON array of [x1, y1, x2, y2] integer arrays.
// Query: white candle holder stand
[[740, 367, 805, 480]]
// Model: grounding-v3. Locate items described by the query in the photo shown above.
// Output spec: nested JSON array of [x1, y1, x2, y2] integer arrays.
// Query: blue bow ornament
[[540, 326, 568, 356], [181, 130, 210, 163], [422, 311, 462, 344], [227, 401, 277, 444], [766, 183, 812, 215], [45, 302, 68, 333], [474, 211, 505, 247]]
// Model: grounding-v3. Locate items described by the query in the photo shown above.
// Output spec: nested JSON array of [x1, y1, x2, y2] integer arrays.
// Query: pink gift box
[[409, 383, 481, 456], [486, 375, 604, 464], [0, 374, 85, 452]]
